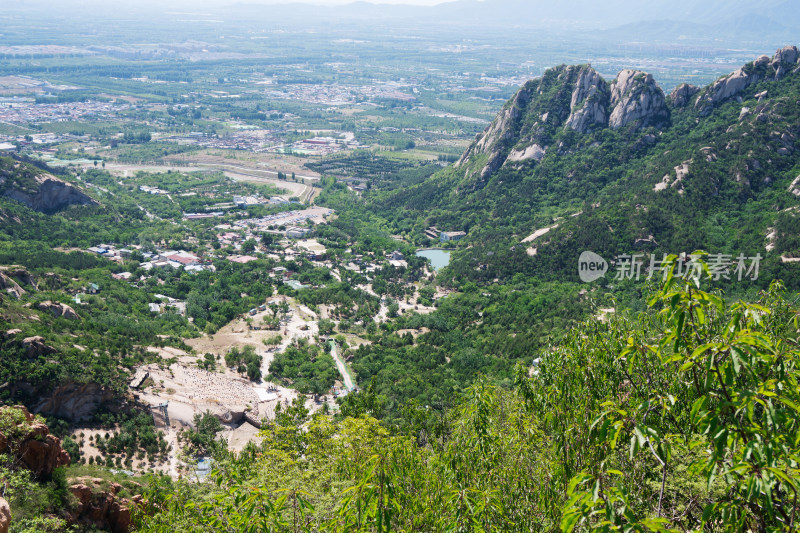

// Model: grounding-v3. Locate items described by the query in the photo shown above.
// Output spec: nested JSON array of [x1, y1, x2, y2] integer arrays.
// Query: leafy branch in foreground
[[548, 258, 800, 532]]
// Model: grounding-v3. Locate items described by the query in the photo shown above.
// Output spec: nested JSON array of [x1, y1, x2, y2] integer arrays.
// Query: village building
[[285, 226, 311, 238], [440, 231, 466, 242]]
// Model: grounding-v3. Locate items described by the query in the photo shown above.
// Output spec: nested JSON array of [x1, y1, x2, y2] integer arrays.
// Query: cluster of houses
[[289, 136, 357, 156], [139, 250, 215, 273], [160, 128, 283, 152], [139, 185, 169, 195], [233, 208, 333, 233], [87, 244, 133, 262]]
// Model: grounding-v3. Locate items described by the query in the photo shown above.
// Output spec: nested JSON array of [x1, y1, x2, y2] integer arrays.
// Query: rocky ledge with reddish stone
[[0, 497, 9, 533], [0, 405, 70, 478], [67, 477, 141, 533]]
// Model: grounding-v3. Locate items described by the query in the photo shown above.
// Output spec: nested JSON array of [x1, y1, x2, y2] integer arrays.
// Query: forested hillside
[[364, 46, 800, 288], [118, 47, 800, 531], [134, 272, 800, 532], [304, 46, 800, 426], [3, 43, 800, 533]]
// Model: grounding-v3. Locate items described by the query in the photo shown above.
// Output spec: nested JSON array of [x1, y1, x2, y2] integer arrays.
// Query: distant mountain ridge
[[13, 0, 800, 38], [220, 0, 798, 30]]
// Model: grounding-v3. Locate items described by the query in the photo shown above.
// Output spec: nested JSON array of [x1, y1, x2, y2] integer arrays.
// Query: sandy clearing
[[522, 224, 559, 243]]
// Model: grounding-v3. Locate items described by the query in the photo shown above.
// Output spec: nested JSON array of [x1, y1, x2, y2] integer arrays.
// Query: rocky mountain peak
[[668, 83, 700, 108], [565, 65, 609, 134], [453, 81, 535, 185], [454, 45, 799, 187], [609, 69, 670, 129], [772, 45, 799, 79], [694, 46, 800, 115]]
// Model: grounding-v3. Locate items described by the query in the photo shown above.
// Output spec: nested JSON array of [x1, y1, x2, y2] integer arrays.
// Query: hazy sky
[[188, 0, 450, 4], [283, 0, 446, 3], [250, 0, 446, 3], [234, 0, 449, 4]]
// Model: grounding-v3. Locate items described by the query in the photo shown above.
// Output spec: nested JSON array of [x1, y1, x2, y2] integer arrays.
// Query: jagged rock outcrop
[[506, 144, 546, 162], [0, 273, 25, 300], [668, 83, 700, 108], [788, 175, 800, 197], [37, 300, 80, 320], [455, 84, 533, 182], [654, 160, 691, 194], [0, 267, 36, 292], [0, 158, 96, 213], [68, 478, 138, 533], [694, 55, 770, 115], [609, 70, 669, 129], [454, 46, 799, 186], [0, 405, 70, 478], [4, 176, 96, 213], [21, 336, 56, 358], [455, 65, 609, 186], [695, 46, 800, 115], [0, 497, 9, 533], [565, 66, 609, 133], [33, 382, 114, 422], [772, 45, 799, 80]]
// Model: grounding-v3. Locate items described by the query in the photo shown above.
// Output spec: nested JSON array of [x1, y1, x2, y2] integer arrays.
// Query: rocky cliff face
[[454, 82, 534, 185], [0, 158, 96, 213], [0, 272, 25, 300], [455, 65, 612, 187], [68, 478, 140, 533], [771, 45, 799, 80], [2, 175, 97, 213], [0, 405, 70, 478], [609, 70, 669, 129], [456, 63, 671, 185], [33, 382, 114, 422], [565, 66, 609, 133]]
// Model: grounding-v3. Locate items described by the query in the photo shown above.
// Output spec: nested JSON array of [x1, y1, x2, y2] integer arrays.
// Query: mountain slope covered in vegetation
[[127, 46, 800, 532], [365, 45, 800, 288], [134, 275, 800, 532], [4, 46, 800, 533]]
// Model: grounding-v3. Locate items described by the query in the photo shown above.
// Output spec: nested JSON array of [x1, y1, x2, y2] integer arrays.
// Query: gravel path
[[329, 341, 355, 391]]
